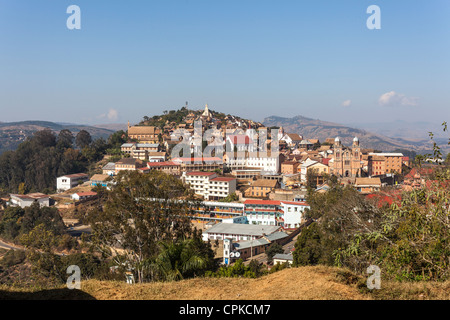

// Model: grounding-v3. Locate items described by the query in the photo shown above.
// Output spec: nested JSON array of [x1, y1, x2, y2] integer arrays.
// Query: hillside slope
[[264, 115, 447, 154], [0, 121, 115, 154], [2, 265, 450, 300]]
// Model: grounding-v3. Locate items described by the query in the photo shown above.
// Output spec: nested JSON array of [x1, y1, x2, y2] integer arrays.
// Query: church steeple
[[202, 104, 211, 118]]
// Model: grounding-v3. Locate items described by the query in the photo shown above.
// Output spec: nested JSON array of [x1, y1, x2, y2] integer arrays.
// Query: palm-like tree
[[149, 239, 209, 281]]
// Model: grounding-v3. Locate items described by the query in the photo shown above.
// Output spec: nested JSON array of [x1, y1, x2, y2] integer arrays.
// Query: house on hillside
[[355, 177, 382, 194], [9, 193, 50, 208], [71, 192, 97, 201], [102, 162, 115, 176], [280, 134, 303, 148], [56, 173, 89, 192], [272, 253, 294, 266], [244, 179, 280, 199]]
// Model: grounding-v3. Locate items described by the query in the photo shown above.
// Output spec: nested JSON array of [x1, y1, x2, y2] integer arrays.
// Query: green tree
[[75, 130, 92, 149], [149, 237, 214, 281], [293, 222, 323, 266], [86, 170, 204, 283], [265, 242, 284, 264], [57, 129, 74, 150]]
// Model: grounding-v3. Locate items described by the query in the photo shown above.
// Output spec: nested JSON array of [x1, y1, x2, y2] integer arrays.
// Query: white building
[[300, 159, 318, 182], [56, 173, 89, 192], [226, 135, 256, 152], [181, 172, 237, 201], [9, 193, 50, 208], [273, 253, 294, 265], [222, 216, 248, 224], [71, 191, 98, 201], [202, 222, 281, 241], [244, 199, 309, 229], [225, 152, 282, 174], [279, 201, 310, 229], [280, 133, 303, 147]]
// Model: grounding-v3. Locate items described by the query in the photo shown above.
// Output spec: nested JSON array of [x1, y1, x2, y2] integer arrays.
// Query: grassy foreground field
[[1, 266, 450, 300]]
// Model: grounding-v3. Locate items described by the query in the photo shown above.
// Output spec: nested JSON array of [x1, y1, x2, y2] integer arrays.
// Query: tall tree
[[86, 170, 204, 283], [57, 129, 74, 150], [75, 130, 92, 149]]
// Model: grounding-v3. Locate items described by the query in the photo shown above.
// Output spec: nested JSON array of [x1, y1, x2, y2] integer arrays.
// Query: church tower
[[202, 104, 211, 118], [333, 137, 343, 177], [352, 137, 361, 177]]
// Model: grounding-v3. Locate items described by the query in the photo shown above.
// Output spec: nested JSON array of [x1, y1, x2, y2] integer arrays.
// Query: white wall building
[[202, 223, 281, 241], [225, 153, 281, 174], [9, 193, 50, 208], [181, 172, 237, 200], [279, 201, 309, 229], [56, 173, 89, 192], [300, 159, 318, 182], [244, 199, 309, 229]]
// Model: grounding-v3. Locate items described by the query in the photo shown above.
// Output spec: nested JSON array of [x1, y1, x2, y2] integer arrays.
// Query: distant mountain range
[[345, 120, 448, 141], [0, 121, 117, 154], [263, 115, 449, 155]]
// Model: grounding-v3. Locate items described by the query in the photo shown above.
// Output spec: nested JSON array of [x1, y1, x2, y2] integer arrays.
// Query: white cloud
[[106, 109, 119, 121], [341, 100, 352, 107], [98, 108, 119, 122], [378, 91, 419, 107]]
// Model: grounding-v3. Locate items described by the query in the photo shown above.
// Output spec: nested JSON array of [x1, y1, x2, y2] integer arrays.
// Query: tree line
[[0, 128, 127, 195]]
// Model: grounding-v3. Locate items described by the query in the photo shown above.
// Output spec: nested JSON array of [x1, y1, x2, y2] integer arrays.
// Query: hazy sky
[[0, 0, 449, 125]]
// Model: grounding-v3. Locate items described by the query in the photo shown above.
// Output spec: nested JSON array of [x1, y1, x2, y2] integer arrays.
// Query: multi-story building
[[300, 160, 330, 183], [331, 137, 363, 178], [243, 199, 309, 229], [181, 172, 236, 201], [368, 153, 404, 175], [189, 201, 245, 224], [147, 161, 181, 176], [127, 123, 161, 144], [202, 223, 281, 241], [102, 162, 116, 176], [172, 157, 223, 173], [244, 179, 280, 199], [121, 143, 160, 160], [56, 173, 89, 192], [114, 158, 147, 174], [281, 160, 300, 174], [368, 155, 386, 176], [224, 151, 283, 174]]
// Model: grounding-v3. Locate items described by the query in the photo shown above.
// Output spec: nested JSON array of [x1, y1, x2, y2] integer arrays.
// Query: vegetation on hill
[[0, 121, 116, 155], [0, 128, 127, 194], [85, 170, 217, 283]]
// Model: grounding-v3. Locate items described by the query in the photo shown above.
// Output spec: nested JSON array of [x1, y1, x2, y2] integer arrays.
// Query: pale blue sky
[[0, 0, 449, 125]]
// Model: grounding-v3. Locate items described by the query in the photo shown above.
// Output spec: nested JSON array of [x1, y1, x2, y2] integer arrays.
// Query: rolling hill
[[1, 266, 449, 300], [264, 115, 449, 155], [0, 121, 116, 154]]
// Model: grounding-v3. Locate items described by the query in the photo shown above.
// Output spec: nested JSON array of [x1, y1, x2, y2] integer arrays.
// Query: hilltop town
[[0, 104, 448, 291]]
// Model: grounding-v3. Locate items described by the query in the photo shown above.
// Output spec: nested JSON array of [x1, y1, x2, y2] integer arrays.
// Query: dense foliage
[[86, 170, 216, 283], [0, 202, 65, 243], [0, 129, 127, 194], [294, 124, 450, 282]]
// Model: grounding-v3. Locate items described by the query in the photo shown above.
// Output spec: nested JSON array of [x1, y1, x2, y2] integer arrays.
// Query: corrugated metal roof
[[203, 223, 280, 236], [273, 253, 293, 261]]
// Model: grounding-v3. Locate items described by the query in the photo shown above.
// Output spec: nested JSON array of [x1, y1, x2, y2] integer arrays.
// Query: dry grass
[[70, 266, 370, 300], [1, 266, 450, 300]]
